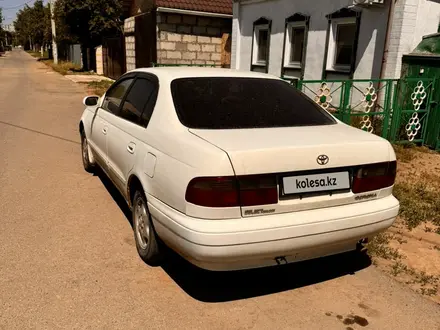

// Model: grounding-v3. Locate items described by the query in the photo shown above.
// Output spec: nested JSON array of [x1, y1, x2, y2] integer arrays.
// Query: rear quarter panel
[[129, 127, 238, 217]]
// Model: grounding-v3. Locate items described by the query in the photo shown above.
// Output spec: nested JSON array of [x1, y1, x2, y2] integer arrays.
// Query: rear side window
[[171, 77, 336, 129], [119, 78, 155, 125]]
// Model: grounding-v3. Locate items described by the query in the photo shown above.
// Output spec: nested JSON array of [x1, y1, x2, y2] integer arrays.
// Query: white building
[[1, 24, 15, 33], [231, 0, 440, 80]]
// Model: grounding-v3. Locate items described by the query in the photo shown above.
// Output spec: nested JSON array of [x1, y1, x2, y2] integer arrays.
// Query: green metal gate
[[291, 78, 438, 148], [389, 78, 436, 145], [402, 46, 440, 151]]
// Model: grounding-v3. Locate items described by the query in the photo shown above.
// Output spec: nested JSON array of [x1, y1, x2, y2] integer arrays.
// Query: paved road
[[0, 50, 439, 330]]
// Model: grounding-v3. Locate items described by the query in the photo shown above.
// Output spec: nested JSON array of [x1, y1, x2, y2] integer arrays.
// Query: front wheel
[[133, 190, 163, 266]]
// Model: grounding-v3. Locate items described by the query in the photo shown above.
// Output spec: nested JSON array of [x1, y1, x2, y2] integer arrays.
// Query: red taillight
[[185, 177, 239, 207], [238, 175, 278, 207], [352, 161, 396, 194], [185, 175, 278, 208]]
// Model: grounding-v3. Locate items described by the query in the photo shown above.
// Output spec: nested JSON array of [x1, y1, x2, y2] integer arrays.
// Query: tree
[[14, 5, 33, 49], [55, 0, 123, 70], [29, 0, 47, 49], [13, 1, 54, 52], [14, 2, 51, 51]]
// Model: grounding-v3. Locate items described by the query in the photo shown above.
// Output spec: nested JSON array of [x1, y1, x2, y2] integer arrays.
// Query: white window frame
[[283, 22, 306, 69], [252, 24, 269, 66], [326, 17, 356, 72]]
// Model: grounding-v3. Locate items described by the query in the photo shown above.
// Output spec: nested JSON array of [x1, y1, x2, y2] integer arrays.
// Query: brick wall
[[383, 0, 418, 78], [124, 17, 136, 71], [384, 0, 440, 79], [125, 36, 136, 71], [231, 2, 240, 69], [95, 46, 104, 75], [156, 12, 231, 66]]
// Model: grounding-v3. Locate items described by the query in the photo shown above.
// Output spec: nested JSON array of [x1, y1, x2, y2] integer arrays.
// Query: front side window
[[171, 77, 336, 129], [119, 78, 155, 125], [102, 79, 134, 114]]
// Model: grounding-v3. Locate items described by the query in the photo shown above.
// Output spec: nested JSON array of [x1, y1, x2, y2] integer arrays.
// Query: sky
[[1, 0, 48, 26]]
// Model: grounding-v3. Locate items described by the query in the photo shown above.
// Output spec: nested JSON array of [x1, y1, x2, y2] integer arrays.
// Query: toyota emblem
[[317, 155, 329, 165]]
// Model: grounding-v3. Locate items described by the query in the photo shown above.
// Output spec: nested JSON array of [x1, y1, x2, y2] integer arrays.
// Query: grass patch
[[420, 287, 438, 296], [390, 261, 439, 296], [417, 271, 438, 287], [390, 260, 413, 276], [85, 80, 114, 96], [41, 59, 82, 75], [394, 144, 416, 163], [408, 270, 439, 296], [393, 180, 440, 229], [393, 144, 436, 163], [366, 233, 403, 260], [27, 51, 40, 57], [27, 50, 49, 58], [393, 144, 440, 230]]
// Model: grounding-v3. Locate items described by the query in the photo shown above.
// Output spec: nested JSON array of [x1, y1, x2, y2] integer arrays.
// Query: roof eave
[[156, 6, 232, 18]]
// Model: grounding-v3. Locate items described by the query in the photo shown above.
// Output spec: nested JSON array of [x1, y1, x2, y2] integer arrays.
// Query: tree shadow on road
[[160, 249, 371, 303], [95, 167, 372, 303]]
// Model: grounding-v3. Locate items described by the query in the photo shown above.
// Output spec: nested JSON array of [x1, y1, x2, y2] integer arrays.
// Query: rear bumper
[[148, 195, 399, 271]]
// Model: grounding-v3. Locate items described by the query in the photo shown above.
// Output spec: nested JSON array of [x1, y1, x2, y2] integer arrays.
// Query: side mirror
[[83, 95, 99, 107]]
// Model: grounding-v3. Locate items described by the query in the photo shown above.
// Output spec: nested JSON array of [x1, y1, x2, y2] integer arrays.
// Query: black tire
[[132, 190, 163, 266], [80, 131, 95, 173]]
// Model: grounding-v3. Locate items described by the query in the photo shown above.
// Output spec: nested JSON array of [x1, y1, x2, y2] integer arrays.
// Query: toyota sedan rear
[[79, 68, 399, 271]]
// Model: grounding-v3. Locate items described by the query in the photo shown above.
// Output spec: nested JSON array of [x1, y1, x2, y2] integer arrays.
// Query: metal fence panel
[[287, 77, 437, 147]]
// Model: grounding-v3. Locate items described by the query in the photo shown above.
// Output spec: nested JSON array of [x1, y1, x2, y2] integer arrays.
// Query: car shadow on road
[[95, 168, 132, 227], [160, 249, 371, 303], [95, 168, 372, 303]]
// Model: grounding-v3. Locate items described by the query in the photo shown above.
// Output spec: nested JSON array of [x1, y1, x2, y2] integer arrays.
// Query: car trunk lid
[[189, 124, 390, 175], [189, 124, 392, 216]]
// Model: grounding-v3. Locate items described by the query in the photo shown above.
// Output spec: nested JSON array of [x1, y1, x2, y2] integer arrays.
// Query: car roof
[[130, 67, 281, 81]]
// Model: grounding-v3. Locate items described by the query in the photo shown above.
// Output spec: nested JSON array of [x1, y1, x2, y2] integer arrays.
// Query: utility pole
[[50, 0, 58, 64]]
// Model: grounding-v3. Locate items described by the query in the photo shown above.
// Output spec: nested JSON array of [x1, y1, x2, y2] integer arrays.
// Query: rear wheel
[[133, 190, 163, 266], [80, 131, 95, 173]]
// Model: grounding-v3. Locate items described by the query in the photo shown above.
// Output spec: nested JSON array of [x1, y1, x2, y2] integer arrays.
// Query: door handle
[[102, 127, 108, 135], [127, 143, 136, 154]]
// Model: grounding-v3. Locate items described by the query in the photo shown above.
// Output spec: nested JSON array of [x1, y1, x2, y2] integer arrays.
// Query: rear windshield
[[171, 77, 336, 129]]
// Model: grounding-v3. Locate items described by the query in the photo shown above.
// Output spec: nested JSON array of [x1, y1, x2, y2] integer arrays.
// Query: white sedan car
[[79, 68, 399, 271]]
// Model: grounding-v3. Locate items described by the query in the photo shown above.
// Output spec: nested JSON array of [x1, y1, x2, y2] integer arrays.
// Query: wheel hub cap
[[135, 198, 150, 250]]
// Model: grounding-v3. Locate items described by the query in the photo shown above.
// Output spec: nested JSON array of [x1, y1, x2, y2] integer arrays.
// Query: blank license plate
[[283, 172, 350, 195]]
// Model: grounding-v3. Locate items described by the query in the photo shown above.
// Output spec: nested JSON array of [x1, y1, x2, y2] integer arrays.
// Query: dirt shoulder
[[368, 146, 440, 304]]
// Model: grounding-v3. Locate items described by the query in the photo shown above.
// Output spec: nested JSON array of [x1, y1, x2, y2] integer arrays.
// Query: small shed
[[401, 33, 440, 150], [402, 33, 440, 79]]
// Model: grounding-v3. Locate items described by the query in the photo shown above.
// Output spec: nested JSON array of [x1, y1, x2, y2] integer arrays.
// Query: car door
[[90, 78, 134, 171], [106, 75, 157, 194], [89, 107, 108, 168]]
